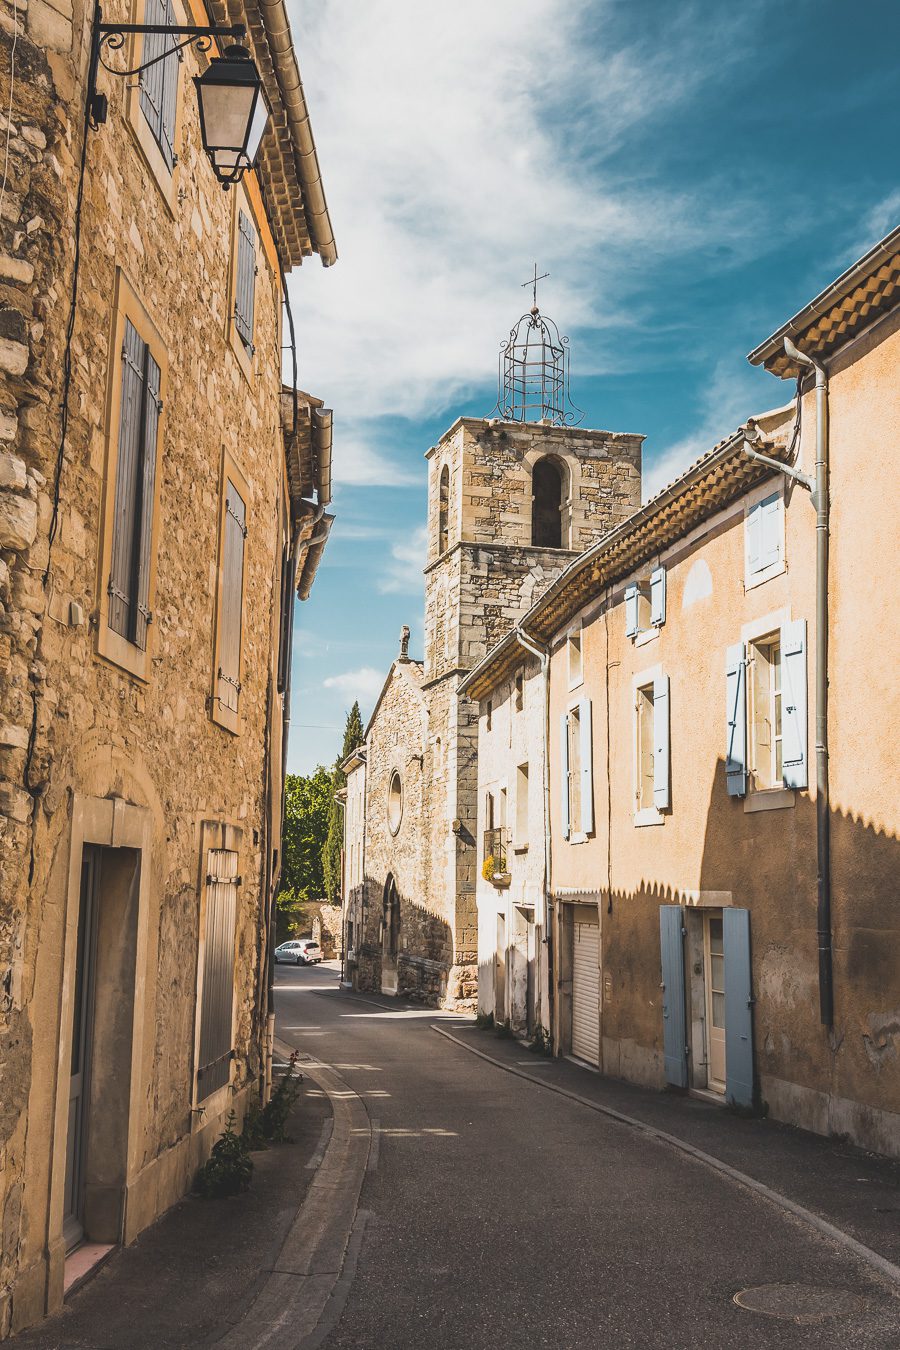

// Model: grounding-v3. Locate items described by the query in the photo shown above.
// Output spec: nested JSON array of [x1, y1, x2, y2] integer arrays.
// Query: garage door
[[572, 920, 600, 1065]]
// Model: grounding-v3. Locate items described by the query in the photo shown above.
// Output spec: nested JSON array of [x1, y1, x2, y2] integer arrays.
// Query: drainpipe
[[514, 626, 553, 1040], [745, 336, 832, 1028]]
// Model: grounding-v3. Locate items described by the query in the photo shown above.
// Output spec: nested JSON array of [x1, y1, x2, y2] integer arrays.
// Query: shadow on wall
[[353, 872, 453, 1008], [598, 756, 900, 1133]]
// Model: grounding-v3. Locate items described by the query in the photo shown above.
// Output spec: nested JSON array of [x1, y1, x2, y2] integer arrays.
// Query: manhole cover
[[734, 1283, 871, 1323]]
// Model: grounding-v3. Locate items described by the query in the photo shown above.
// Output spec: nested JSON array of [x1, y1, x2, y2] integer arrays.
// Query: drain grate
[[734, 1283, 872, 1323]]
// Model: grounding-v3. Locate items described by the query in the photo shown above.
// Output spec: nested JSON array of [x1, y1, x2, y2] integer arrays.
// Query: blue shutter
[[725, 643, 747, 796], [659, 906, 687, 1088], [653, 673, 670, 810], [723, 907, 754, 1109], [579, 698, 593, 835], [559, 711, 570, 840], [650, 567, 666, 627], [746, 501, 762, 574], [781, 618, 807, 790], [625, 583, 639, 638], [760, 494, 783, 570]]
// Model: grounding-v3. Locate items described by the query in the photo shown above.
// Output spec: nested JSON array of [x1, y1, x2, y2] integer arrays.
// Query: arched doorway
[[381, 873, 401, 995]]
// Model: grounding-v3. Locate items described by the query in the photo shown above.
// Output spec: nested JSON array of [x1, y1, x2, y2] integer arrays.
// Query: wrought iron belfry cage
[[493, 267, 583, 426]]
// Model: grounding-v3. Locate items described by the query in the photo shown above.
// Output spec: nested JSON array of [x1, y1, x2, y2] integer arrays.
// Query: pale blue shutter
[[781, 618, 807, 789], [746, 502, 761, 574], [725, 643, 747, 796], [760, 494, 782, 570], [579, 698, 593, 835], [653, 673, 670, 810], [659, 906, 687, 1088], [559, 711, 570, 840], [625, 583, 639, 637], [650, 567, 666, 627], [723, 907, 754, 1109]]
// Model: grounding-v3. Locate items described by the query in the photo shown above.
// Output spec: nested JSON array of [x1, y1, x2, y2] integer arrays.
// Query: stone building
[[342, 301, 643, 1006], [0, 0, 335, 1334], [463, 227, 900, 1158]]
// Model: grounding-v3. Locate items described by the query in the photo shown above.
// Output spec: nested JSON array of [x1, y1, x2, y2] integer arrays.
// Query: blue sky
[[284, 0, 900, 774]]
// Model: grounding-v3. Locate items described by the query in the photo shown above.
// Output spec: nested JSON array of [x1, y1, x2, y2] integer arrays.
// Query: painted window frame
[[739, 607, 796, 813], [96, 270, 168, 683], [632, 662, 667, 827], [210, 451, 251, 734], [125, 0, 186, 213]]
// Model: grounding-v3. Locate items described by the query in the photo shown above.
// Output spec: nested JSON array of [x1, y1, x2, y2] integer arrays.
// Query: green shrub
[[196, 1111, 253, 1198], [261, 1051, 303, 1143]]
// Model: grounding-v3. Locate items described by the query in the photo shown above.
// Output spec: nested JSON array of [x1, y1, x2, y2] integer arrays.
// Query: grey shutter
[[625, 583, 639, 637], [217, 482, 246, 716], [725, 642, 747, 796], [234, 211, 257, 353], [276, 543, 295, 694], [653, 673, 670, 810], [559, 711, 570, 840], [579, 697, 593, 835], [780, 618, 808, 789], [139, 0, 178, 170], [198, 849, 238, 1099], [659, 905, 687, 1088], [759, 494, 782, 570], [108, 319, 160, 649], [723, 907, 754, 1109], [650, 567, 666, 626]]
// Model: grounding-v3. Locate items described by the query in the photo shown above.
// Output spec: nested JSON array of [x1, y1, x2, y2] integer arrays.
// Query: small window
[[567, 705, 582, 828], [636, 684, 655, 812], [514, 669, 524, 712], [532, 456, 564, 547], [234, 209, 257, 356], [745, 492, 784, 586], [387, 770, 403, 834], [515, 763, 529, 846], [749, 634, 782, 790], [567, 625, 583, 689], [626, 568, 666, 640], [139, 0, 179, 172], [438, 464, 449, 554]]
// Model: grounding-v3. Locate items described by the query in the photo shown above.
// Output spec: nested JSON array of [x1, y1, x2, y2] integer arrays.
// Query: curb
[[215, 1042, 372, 1348], [432, 1023, 900, 1291]]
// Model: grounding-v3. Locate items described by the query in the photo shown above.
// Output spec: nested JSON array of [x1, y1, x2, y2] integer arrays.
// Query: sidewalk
[[443, 1021, 900, 1270], [15, 1071, 331, 1349]]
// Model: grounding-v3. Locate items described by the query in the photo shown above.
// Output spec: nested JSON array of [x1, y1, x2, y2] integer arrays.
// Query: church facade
[[342, 402, 642, 1007]]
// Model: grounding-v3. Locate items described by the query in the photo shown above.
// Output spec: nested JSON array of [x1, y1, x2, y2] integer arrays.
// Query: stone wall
[[0, 0, 300, 1332]]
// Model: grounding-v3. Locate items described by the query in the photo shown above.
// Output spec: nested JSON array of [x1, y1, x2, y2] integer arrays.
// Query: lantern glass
[[194, 46, 270, 185]]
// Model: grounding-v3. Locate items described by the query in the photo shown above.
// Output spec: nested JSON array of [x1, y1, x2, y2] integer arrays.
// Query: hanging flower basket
[[482, 855, 511, 888]]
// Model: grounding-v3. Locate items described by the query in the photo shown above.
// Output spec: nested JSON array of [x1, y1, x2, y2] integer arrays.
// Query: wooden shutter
[[197, 848, 238, 1099], [625, 583, 639, 637], [559, 711, 570, 840], [139, 0, 178, 170], [650, 567, 666, 627], [276, 542, 295, 694], [579, 697, 593, 835], [725, 643, 747, 796], [234, 211, 257, 353], [659, 905, 687, 1087], [653, 673, 670, 810], [108, 318, 160, 650], [723, 907, 755, 1109], [780, 618, 808, 789], [217, 481, 247, 717]]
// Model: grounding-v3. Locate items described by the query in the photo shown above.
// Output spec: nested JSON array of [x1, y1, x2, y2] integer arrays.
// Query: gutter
[[297, 513, 334, 601], [514, 626, 554, 1040], [257, 0, 338, 266], [312, 406, 333, 506]]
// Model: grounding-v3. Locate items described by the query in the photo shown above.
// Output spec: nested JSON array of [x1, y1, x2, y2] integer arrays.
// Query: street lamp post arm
[[96, 22, 247, 81]]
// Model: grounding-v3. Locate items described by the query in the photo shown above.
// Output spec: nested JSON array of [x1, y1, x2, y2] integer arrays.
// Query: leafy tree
[[277, 765, 332, 937], [322, 703, 364, 903]]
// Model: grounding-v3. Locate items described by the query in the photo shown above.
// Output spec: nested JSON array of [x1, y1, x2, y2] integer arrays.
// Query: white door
[[571, 920, 600, 1065]]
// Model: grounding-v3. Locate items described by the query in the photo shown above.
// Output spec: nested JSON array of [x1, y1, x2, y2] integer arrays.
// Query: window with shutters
[[731, 615, 806, 807], [125, 0, 183, 206], [636, 684, 655, 812], [97, 273, 167, 682], [633, 665, 669, 824], [197, 847, 239, 1100], [211, 456, 249, 733], [625, 567, 666, 643], [229, 197, 259, 376], [745, 490, 785, 588], [560, 698, 593, 841], [515, 763, 529, 850], [567, 706, 582, 833], [748, 635, 782, 789], [567, 622, 583, 689]]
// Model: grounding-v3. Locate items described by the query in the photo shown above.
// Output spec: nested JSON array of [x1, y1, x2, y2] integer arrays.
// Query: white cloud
[[333, 431, 423, 489], [378, 526, 428, 594], [841, 189, 900, 266], [323, 666, 386, 706]]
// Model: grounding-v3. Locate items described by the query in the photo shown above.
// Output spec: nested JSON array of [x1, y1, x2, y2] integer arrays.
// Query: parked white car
[[274, 940, 322, 966]]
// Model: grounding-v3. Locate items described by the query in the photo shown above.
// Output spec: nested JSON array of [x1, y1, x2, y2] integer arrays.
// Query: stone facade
[[0, 0, 334, 1335], [344, 416, 642, 1008]]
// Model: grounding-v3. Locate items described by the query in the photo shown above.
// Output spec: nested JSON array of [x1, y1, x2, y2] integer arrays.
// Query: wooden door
[[63, 847, 101, 1251], [703, 912, 726, 1093]]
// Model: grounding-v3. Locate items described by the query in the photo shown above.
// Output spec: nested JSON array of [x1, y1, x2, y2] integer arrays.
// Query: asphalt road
[[275, 963, 900, 1350]]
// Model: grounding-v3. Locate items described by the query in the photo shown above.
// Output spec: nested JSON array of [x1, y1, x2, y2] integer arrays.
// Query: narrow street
[[275, 965, 900, 1350]]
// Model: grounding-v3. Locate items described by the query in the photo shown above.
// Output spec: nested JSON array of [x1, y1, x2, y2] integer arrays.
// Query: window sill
[[744, 561, 786, 591], [513, 845, 529, 855], [96, 620, 150, 682], [634, 807, 664, 828], [744, 787, 795, 813], [567, 831, 589, 845], [634, 626, 660, 648], [568, 676, 584, 692]]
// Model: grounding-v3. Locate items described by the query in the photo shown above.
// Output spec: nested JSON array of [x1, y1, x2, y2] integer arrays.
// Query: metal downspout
[[783, 335, 833, 1029], [514, 626, 553, 1039]]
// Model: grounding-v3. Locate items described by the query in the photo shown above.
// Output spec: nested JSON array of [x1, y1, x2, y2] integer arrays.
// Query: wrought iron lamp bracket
[[88, 3, 246, 129]]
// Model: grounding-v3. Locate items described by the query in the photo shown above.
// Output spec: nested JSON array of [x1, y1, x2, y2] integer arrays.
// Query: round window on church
[[387, 770, 403, 835]]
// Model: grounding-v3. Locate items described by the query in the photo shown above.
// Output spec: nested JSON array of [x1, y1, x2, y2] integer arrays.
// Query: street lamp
[[194, 45, 270, 188], [87, 2, 269, 189]]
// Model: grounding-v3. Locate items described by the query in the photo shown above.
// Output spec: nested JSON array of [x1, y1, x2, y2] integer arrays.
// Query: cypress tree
[[321, 702, 364, 902]]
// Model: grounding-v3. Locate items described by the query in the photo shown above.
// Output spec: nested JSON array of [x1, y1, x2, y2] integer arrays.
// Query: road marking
[[367, 1118, 380, 1174], [432, 1024, 900, 1291]]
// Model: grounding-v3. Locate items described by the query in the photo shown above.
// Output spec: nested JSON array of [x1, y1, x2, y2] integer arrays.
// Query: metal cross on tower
[[522, 264, 550, 312]]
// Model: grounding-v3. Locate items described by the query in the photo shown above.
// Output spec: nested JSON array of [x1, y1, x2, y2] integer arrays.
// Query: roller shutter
[[571, 919, 600, 1066]]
